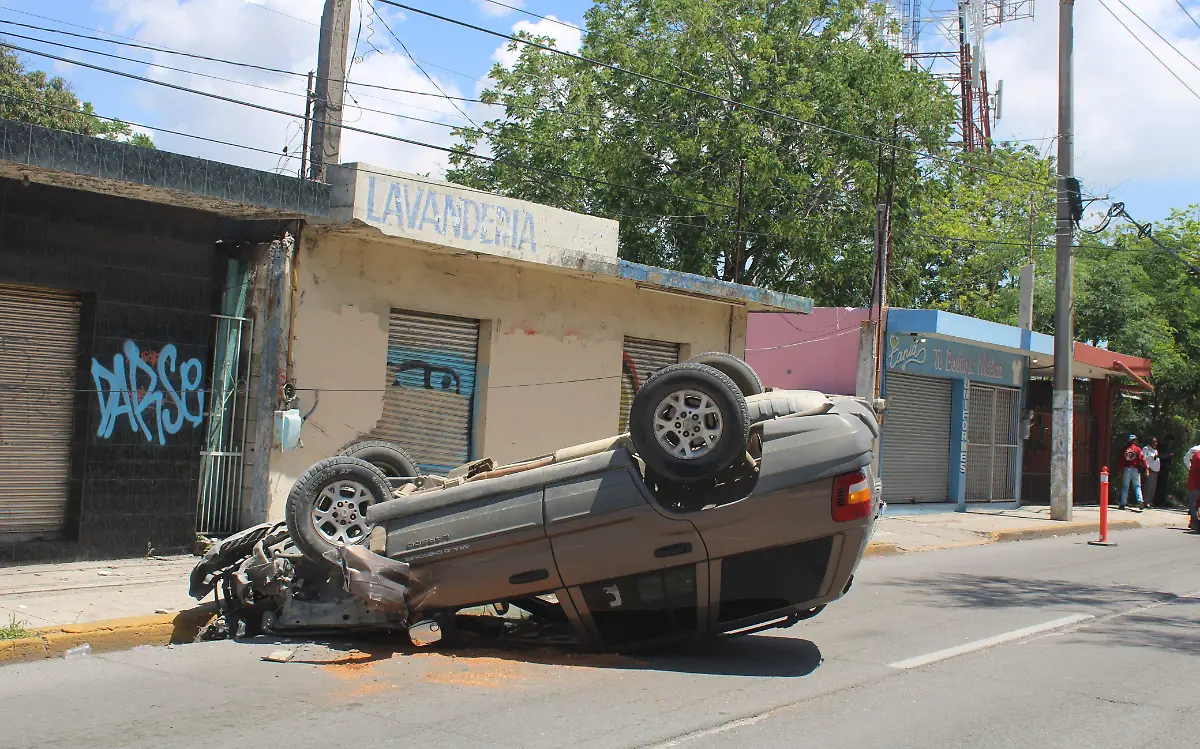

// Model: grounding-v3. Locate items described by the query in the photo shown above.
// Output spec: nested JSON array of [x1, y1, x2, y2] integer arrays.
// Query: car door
[[543, 451, 708, 648]]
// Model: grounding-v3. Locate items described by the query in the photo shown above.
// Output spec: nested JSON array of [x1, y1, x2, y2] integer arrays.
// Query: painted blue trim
[[886, 308, 1054, 356], [949, 379, 968, 510], [617, 260, 813, 313]]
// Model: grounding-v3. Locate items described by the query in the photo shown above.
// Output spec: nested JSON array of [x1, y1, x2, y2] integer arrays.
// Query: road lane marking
[[887, 613, 1095, 670], [645, 712, 774, 748]]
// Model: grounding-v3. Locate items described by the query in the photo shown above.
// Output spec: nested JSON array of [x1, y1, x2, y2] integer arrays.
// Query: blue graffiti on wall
[[387, 346, 475, 396], [91, 340, 206, 445]]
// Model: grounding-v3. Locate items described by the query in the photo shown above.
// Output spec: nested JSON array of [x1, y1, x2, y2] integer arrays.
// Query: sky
[[0, 0, 1198, 224]]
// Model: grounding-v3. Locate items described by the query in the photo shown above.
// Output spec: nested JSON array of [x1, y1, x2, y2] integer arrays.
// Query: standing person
[[1119, 434, 1148, 511], [1188, 443, 1200, 531], [1142, 437, 1161, 508]]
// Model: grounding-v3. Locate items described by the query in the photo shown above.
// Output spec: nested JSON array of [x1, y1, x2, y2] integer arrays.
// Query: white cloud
[[987, 0, 1200, 190], [491, 16, 583, 68], [102, 0, 470, 177], [474, 0, 524, 17]]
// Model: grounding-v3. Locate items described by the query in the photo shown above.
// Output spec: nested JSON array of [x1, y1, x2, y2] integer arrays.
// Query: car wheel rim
[[652, 388, 723, 460], [312, 480, 376, 546]]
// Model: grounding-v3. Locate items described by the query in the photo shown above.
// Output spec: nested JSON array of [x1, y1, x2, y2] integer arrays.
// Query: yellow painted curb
[[988, 519, 1142, 544], [864, 542, 903, 557], [0, 604, 217, 666]]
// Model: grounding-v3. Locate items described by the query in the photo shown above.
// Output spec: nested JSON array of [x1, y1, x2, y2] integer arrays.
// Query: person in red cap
[[1119, 434, 1148, 511]]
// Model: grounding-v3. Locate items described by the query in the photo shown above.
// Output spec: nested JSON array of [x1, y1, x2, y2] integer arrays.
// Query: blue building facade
[[880, 310, 1035, 513]]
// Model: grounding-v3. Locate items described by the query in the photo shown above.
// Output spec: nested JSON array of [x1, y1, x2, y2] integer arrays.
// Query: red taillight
[[832, 469, 872, 523]]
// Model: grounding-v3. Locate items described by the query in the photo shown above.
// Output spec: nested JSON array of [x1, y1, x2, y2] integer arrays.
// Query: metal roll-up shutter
[[372, 310, 479, 475], [880, 372, 953, 503], [618, 337, 681, 433], [0, 283, 80, 539], [966, 383, 1020, 502]]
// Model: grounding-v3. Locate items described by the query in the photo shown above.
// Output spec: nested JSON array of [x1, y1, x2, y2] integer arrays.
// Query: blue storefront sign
[[885, 334, 1025, 388]]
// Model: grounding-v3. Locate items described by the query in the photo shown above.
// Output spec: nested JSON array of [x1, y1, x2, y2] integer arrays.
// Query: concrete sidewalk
[[867, 504, 1190, 556], [0, 555, 198, 630], [1, 505, 1193, 635]]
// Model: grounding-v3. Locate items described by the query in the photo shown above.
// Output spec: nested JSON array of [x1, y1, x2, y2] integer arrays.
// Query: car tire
[[684, 352, 765, 397], [285, 456, 392, 566], [337, 439, 421, 480], [629, 362, 750, 482]]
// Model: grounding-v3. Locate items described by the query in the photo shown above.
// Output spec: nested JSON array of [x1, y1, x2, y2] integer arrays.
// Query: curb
[[866, 519, 1145, 557], [987, 519, 1142, 543], [0, 604, 216, 666]]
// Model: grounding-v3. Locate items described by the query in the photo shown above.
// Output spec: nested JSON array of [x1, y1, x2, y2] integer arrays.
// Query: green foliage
[[449, 0, 954, 303], [1, 613, 34, 641], [895, 143, 1056, 322], [0, 45, 154, 148], [1081, 209, 1200, 496]]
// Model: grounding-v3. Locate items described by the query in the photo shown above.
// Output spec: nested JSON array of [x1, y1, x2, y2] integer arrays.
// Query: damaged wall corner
[[249, 233, 295, 524]]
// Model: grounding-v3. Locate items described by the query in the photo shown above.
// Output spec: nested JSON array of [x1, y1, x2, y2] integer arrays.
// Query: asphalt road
[[3, 526, 1198, 749]]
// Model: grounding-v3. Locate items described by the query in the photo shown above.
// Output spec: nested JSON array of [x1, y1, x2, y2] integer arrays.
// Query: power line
[[0, 14, 645, 124], [377, 1, 1055, 190], [0, 29, 484, 130], [0, 11, 484, 88], [1, 42, 762, 214], [1116, 0, 1200, 77], [236, 0, 319, 27], [0, 28, 309, 97], [1095, 199, 1200, 275], [1175, 0, 1200, 33], [0, 18, 304, 78], [363, 0, 479, 128], [1098, 0, 1200, 103]]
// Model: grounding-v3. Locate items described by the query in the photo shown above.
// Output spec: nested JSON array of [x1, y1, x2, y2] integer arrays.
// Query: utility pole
[[300, 70, 315, 180], [1051, 0, 1075, 521], [732, 157, 745, 283], [308, 0, 353, 181]]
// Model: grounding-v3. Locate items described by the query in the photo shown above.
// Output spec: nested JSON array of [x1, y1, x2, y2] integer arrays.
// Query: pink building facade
[[745, 308, 868, 395]]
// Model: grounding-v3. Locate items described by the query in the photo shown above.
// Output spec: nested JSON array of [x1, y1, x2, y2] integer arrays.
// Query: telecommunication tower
[[888, 1, 1036, 152]]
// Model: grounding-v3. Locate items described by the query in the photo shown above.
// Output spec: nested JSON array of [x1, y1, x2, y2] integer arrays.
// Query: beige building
[[260, 164, 812, 520]]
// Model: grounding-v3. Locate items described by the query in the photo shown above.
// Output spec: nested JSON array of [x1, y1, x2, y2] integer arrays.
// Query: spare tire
[[285, 456, 391, 565], [684, 352, 764, 397], [629, 362, 750, 483], [338, 439, 421, 481]]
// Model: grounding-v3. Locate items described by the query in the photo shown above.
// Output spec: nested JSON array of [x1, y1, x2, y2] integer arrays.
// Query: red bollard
[[1089, 466, 1117, 547]]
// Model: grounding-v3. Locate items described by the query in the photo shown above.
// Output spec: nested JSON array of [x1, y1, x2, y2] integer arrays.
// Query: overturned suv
[[190, 354, 884, 651]]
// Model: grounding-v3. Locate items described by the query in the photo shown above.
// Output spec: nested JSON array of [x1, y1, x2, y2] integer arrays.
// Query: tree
[[894, 144, 1057, 322], [448, 0, 953, 304], [1070, 208, 1200, 497], [0, 45, 154, 148]]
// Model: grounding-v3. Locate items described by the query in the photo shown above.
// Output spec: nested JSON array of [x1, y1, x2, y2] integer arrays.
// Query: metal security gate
[[966, 384, 1020, 502], [880, 372, 953, 503], [373, 310, 479, 475], [196, 313, 253, 535], [0, 283, 81, 539], [618, 337, 680, 433]]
